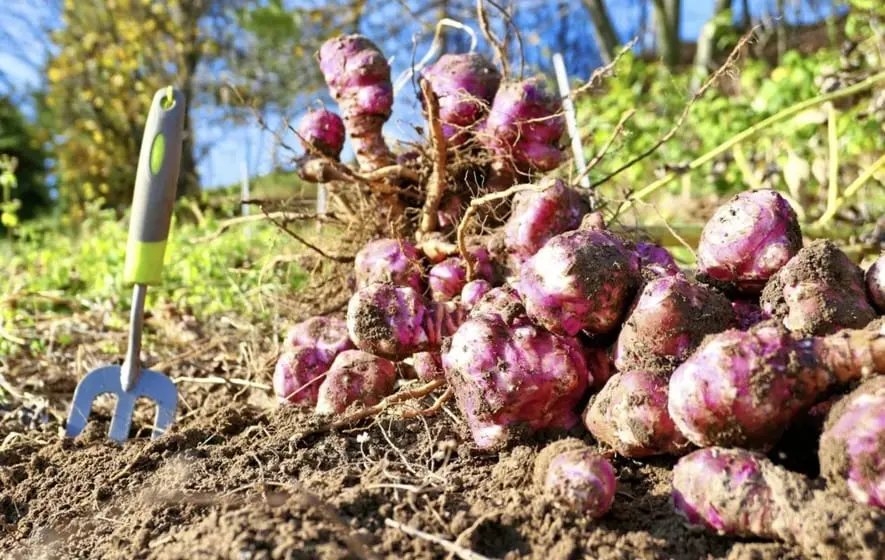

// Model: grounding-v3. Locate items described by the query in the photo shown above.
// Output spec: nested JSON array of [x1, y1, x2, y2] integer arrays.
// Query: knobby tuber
[[669, 322, 885, 449], [761, 240, 877, 336], [502, 177, 590, 272], [354, 238, 424, 292], [273, 347, 332, 406], [318, 35, 393, 170], [632, 242, 681, 279], [518, 228, 637, 336], [460, 279, 493, 307], [584, 370, 690, 458], [427, 248, 493, 302], [296, 109, 346, 158], [697, 189, 802, 294], [442, 313, 588, 448], [867, 254, 885, 313], [284, 316, 354, 362], [347, 282, 429, 359], [614, 275, 735, 374], [408, 351, 444, 382], [542, 446, 617, 518], [420, 53, 501, 146], [820, 375, 885, 508], [315, 350, 397, 415], [479, 78, 566, 173], [673, 447, 884, 559]]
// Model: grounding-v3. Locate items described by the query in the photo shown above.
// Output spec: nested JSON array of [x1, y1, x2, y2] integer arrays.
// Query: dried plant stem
[[420, 81, 448, 233], [401, 388, 453, 419], [258, 205, 354, 263], [326, 379, 446, 431], [457, 183, 551, 279], [384, 518, 493, 560], [195, 212, 336, 244], [476, 0, 509, 78], [172, 375, 271, 391], [620, 69, 885, 213], [570, 38, 639, 98], [574, 109, 635, 186], [592, 27, 758, 192], [815, 151, 885, 226]]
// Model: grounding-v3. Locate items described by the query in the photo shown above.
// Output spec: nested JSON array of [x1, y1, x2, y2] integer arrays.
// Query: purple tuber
[[296, 109, 346, 159], [543, 448, 617, 518], [284, 316, 354, 362], [697, 189, 802, 294], [668, 322, 885, 450], [761, 240, 877, 336], [632, 242, 681, 279], [731, 299, 771, 331], [442, 313, 589, 449], [584, 370, 690, 458], [673, 447, 884, 558], [318, 35, 393, 170], [408, 351, 444, 382], [354, 238, 424, 292], [819, 376, 885, 508], [273, 347, 332, 406], [346, 282, 429, 359], [420, 53, 501, 146], [614, 275, 735, 374], [502, 178, 590, 272], [518, 228, 638, 336], [315, 350, 397, 415], [479, 78, 566, 172], [427, 248, 493, 302], [460, 279, 493, 308], [866, 254, 885, 313]]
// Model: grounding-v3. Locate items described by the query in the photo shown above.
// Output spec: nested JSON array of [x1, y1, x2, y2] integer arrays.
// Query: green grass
[[1, 199, 310, 357]]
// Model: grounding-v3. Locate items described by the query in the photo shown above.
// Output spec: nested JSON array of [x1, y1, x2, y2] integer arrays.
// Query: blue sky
[[0, 1, 840, 190]]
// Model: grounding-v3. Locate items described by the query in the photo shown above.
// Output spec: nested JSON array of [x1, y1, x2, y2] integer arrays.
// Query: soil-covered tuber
[[731, 299, 771, 331], [673, 447, 885, 558], [273, 347, 332, 406], [584, 370, 690, 458], [542, 448, 617, 518], [668, 322, 885, 450], [296, 109, 346, 159], [697, 189, 802, 294], [503, 178, 590, 271], [318, 35, 393, 170], [632, 242, 681, 279], [518, 229, 638, 336], [355, 238, 424, 292], [866, 254, 885, 313], [408, 351, 444, 382], [479, 78, 566, 172], [614, 275, 735, 374], [284, 316, 354, 362], [315, 350, 397, 415], [761, 240, 876, 336], [420, 53, 501, 146], [442, 313, 588, 448], [428, 249, 493, 302], [461, 279, 493, 307], [347, 283, 429, 359], [819, 376, 885, 508]]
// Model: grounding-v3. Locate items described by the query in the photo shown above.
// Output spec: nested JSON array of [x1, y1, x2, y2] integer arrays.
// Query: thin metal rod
[[120, 284, 147, 392], [553, 53, 591, 191]]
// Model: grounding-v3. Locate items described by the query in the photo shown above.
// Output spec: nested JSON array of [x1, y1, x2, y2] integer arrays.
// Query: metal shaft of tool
[[120, 283, 147, 392]]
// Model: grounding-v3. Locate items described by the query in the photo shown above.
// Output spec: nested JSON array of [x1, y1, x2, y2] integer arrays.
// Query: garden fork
[[65, 86, 185, 443]]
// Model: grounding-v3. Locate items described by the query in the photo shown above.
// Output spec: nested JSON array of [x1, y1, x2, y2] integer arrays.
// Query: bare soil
[[0, 298, 870, 559]]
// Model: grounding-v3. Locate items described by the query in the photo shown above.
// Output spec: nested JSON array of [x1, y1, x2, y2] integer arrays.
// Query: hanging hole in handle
[[160, 86, 176, 110]]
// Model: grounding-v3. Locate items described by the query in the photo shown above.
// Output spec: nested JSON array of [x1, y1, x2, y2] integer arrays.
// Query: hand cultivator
[[65, 87, 185, 443]]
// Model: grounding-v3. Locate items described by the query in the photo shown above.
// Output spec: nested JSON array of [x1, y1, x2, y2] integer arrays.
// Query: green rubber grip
[[123, 87, 185, 286]]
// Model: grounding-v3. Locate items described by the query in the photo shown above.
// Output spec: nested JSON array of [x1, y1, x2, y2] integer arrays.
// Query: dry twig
[[457, 183, 552, 279], [420, 81, 448, 233], [590, 27, 759, 190], [385, 518, 493, 560], [476, 0, 509, 78]]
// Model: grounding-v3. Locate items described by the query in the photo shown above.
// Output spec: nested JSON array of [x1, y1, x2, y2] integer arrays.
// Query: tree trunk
[[581, 0, 619, 64], [691, 0, 732, 91], [652, 0, 681, 68]]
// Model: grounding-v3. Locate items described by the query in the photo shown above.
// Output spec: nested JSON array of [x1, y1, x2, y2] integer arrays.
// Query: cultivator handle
[[123, 86, 185, 286]]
